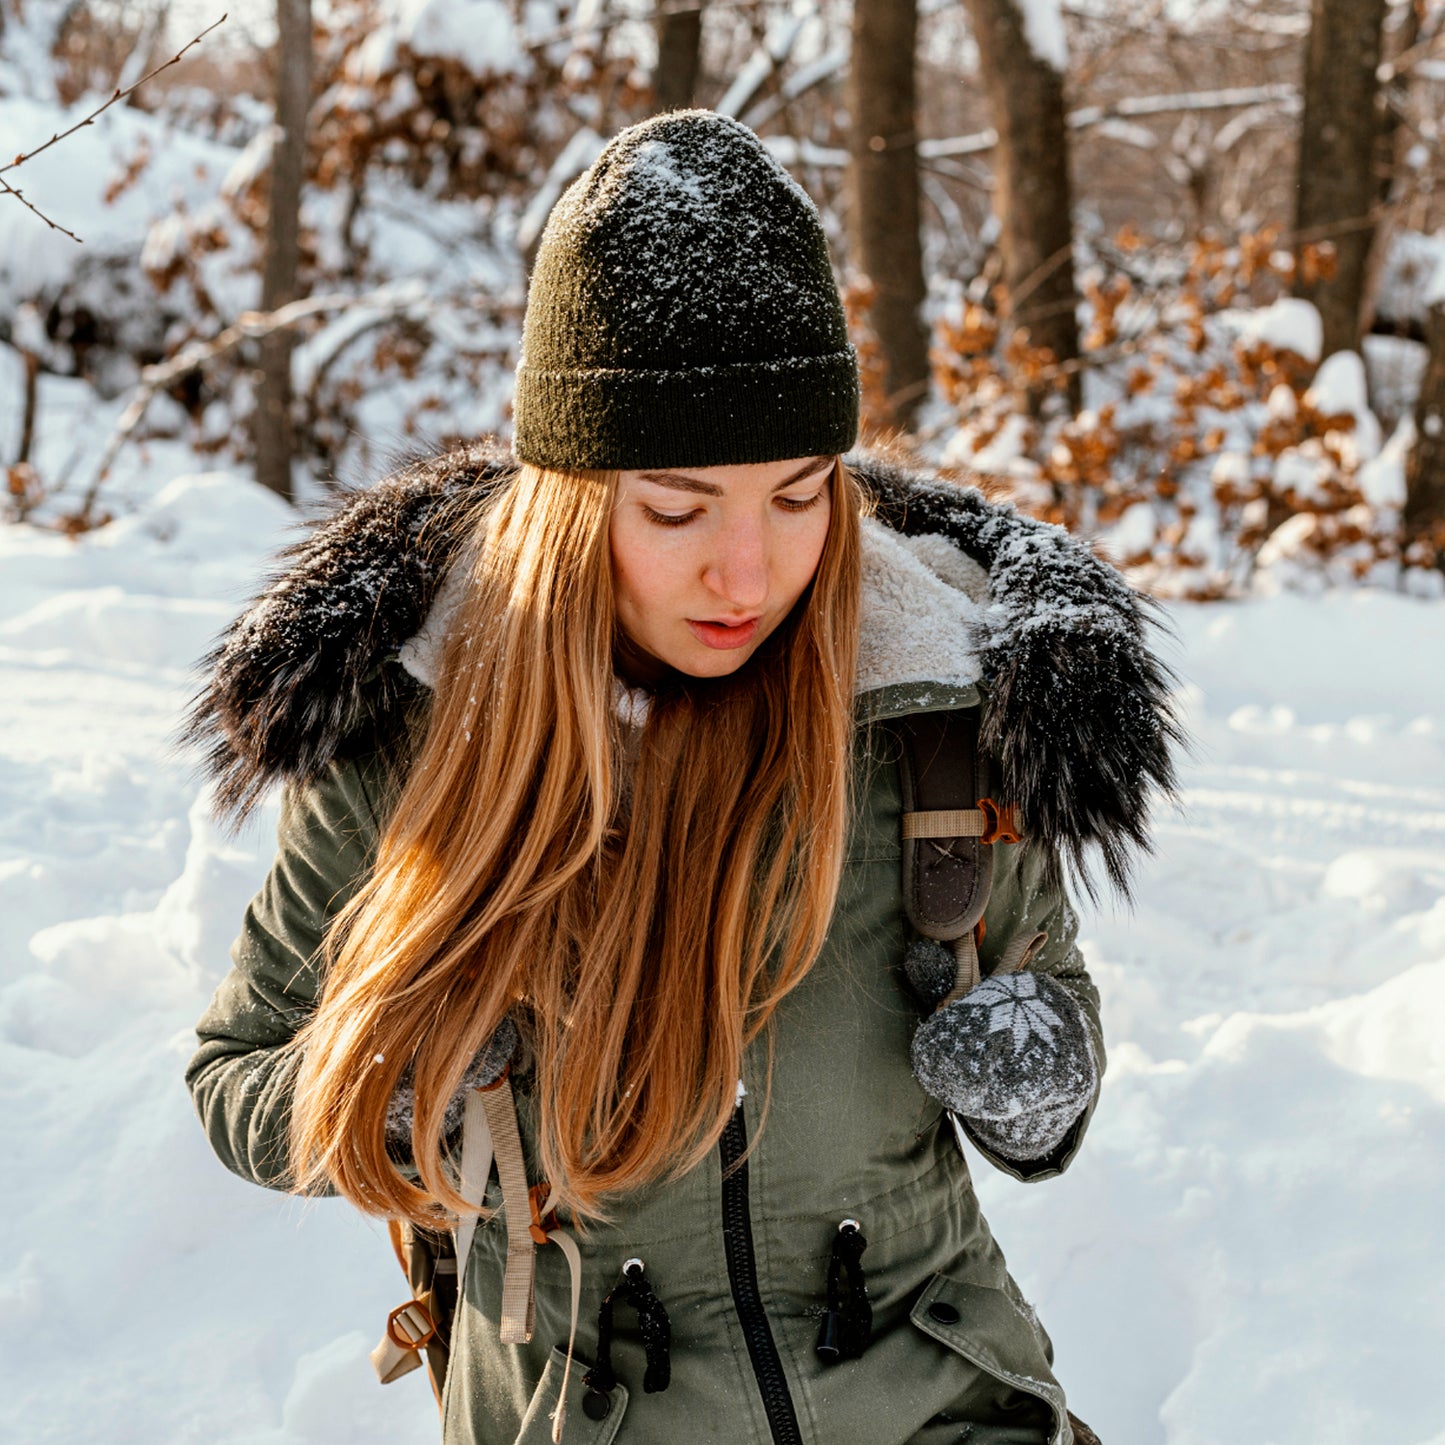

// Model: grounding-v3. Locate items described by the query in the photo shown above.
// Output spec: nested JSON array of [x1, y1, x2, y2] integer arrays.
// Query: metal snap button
[[582, 1388, 612, 1420], [927, 1300, 961, 1325]]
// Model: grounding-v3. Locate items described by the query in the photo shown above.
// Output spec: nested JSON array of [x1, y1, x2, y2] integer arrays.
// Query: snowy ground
[[1, 467, 1442, 1445]]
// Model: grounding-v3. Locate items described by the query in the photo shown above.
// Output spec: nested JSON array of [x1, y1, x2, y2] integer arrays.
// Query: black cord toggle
[[584, 1257, 672, 1395], [815, 1219, 872, 1363]]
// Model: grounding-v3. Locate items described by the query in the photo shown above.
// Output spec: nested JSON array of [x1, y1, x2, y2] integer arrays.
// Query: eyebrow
[[634, 455, 831, 496]]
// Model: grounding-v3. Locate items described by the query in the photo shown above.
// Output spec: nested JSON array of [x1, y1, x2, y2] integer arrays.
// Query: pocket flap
[[910, 1274, 1070, 1445], [514, 1346, 629, 1445]]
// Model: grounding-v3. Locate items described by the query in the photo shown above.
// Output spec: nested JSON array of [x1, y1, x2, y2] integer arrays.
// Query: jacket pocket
[[910, 1273, 1070, 1445], [514, 1346, 630, 1445]]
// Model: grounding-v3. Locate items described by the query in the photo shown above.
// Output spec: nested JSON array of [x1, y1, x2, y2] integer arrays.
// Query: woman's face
[[610, 454, 834, 680]]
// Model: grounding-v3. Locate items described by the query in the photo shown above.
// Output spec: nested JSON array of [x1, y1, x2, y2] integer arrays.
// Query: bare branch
[[0, 13, 228, 241], [0, 177, 83, 241], [75, 283, 428, 523]]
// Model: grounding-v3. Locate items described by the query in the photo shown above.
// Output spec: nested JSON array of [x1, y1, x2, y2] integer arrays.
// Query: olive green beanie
[[513, 110, 859, 471]]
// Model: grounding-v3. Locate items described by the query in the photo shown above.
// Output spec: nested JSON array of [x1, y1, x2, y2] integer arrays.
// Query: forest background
[[4, 0, 1445, 594], [1, 3, 1444, 1444]]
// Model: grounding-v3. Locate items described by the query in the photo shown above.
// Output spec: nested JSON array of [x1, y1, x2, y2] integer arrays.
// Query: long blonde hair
[[288, 456, 863, 1223]]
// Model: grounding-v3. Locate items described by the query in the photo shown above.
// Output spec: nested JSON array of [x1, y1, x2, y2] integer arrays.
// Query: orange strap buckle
[[977, 798, 1021, 845], [528, 1182, 558, 1246], [386, 1298, 437, 1351]]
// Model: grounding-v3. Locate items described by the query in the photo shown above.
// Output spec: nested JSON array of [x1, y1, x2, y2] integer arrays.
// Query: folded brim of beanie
[[513, 348, 860, 472]]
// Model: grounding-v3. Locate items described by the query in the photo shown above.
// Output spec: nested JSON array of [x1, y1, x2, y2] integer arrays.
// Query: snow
[[3, 465, 1444, 1443], [1016, 0, 1069, 71], [1428, 249, 1445, 310], [1357, 417, 1414, 510], [1305, 351, 1382, 460], [0, 96, 240, 307], [394, 0, 524, 75], [1375, 228, 1445, 323], [1305, 350, 1366, 417], [942, 412, 1034, 474], [1237, 296, 1323, 363]]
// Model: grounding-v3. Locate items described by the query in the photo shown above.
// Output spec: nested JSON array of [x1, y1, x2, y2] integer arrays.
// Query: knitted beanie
[[513, 110, 859, 471]]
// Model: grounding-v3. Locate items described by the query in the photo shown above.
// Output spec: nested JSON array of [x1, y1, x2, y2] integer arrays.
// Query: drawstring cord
[[584, 1257, 673, 1396], [815, 1219, 872, 1363]]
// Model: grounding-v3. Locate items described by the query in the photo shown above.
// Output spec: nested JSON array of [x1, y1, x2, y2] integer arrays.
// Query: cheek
[[610, 516, 681, 628], [782, 507, 832, 601]]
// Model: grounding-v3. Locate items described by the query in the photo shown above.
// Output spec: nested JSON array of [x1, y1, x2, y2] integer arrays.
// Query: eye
[[642, 506, 700, 528], [776, 490, 826, 514]]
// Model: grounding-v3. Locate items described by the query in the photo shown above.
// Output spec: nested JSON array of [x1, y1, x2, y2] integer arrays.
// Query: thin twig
[[0, 177, 82, 241], [0, 14, 229, 242]]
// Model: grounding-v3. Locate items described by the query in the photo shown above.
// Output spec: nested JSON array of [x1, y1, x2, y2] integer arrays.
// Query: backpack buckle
[[977, 798, 1021, 845], [528, 1182, 559, 1245], [386, 1297, 438, 1351]]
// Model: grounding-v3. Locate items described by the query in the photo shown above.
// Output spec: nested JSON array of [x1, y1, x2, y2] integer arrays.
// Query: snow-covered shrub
[[931, 226, 1429, 598]]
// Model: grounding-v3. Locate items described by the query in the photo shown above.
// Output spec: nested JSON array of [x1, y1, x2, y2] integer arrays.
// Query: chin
[[673, 652, 753, 679]]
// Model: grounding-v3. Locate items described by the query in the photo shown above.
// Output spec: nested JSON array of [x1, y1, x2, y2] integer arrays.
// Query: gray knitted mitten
[[910, 970, 1096, 1162], [385, 1016, 520, 1148]]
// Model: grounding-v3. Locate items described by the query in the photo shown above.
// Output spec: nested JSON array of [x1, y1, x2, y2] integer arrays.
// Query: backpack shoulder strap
[[895, 708, 1022, 997]]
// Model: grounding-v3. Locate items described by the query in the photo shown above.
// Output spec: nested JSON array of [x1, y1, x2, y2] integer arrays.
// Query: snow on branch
[[1067, 83, 1299, 129], [0, 14, 229, 244], [1017, 0, 1068, 71], [741, 44, 850, 132], [772, 84, 1301, 171], [76, 283, 430, 524], [515, 127, 605, 254], [716, 12, 808, 124]]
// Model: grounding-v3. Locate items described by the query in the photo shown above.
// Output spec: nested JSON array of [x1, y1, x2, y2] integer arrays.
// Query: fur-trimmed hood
[[183, 440, 1180, 896]]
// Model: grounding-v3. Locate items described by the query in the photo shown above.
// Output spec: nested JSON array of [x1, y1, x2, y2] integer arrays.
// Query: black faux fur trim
[[183, 442, 1180, 897], [179, 440, 511, 820], [860, 454, 1183, 898]]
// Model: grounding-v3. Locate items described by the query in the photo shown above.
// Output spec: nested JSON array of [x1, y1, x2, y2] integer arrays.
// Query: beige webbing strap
[[454, 1087, 497, 1292], [940, 928, 981, 1007], [479, 1078, 537, 1345], [902, 808, 986, 840], [996, 929, 1049, 977], [369, 1301, 431, 1383], [540, 1190, 584, 1445], [471, 1085, 584, 1442]]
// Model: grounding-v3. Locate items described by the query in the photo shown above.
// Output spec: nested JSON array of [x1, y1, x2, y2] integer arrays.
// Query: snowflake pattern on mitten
[[910, 971, 1097, 1162], [973, 973, 1066, 1050]]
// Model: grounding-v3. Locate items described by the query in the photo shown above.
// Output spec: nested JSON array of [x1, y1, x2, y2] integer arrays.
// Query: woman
[[186, 111, 1176, 1445]]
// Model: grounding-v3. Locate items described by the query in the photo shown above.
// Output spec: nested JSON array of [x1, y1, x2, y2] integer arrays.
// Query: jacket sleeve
[[965, 836, 1105, 1183], [185, 751, 386, 1191]]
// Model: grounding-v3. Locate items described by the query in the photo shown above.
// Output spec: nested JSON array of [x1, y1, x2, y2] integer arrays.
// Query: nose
[[702, 515, 769, 612]]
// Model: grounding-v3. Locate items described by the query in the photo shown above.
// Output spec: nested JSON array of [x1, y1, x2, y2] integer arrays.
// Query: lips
[[687, 617, 761, 650]]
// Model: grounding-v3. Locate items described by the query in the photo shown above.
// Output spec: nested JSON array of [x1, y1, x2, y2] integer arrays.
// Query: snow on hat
[[513, 109, 859, 471]]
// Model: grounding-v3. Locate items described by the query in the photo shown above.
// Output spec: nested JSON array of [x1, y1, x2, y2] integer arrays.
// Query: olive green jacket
[[186, 447, 1178, 1445]]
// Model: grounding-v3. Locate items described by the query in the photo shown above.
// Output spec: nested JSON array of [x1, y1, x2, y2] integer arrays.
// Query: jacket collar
[[184, 440, 1180, 896]]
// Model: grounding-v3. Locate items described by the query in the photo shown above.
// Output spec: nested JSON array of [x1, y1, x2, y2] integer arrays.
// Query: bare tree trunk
[[17, 348, 38, 465], [653, 1, 704, 113], [1376, 0, 1420, 209], [846, 0, 929, 429], [253, 0, 312, 502], [1404, 298, 1445, 568], [1293, 0, 1387, 360], [962, 0, 1081, 412]]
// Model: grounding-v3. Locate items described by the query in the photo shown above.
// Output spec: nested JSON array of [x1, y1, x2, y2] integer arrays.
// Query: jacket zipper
[[719, 1102, 804, 1445]]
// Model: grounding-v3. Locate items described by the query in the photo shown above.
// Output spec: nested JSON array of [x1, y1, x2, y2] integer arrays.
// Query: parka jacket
[[186, 444, 1177, 1445]]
